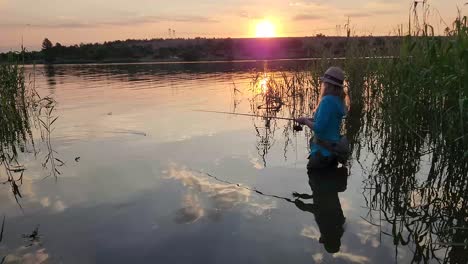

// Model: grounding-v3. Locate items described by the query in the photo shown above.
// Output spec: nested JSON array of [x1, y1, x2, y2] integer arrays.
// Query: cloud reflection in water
[[164, 164, 276, 224]]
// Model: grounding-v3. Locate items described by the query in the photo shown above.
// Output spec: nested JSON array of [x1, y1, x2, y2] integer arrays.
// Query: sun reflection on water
[[254, 74, 270, 94]]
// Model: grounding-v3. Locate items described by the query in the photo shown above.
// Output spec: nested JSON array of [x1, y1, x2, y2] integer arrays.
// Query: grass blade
[[0, 215, 5, 242]]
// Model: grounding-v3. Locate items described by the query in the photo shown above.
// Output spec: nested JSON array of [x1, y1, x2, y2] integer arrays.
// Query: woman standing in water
[[293, 166, 348, 253], [296, 66, 350, 169]]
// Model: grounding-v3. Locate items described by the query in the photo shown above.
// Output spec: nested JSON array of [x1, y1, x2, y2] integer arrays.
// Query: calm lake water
[[0, 62, 463, 263]]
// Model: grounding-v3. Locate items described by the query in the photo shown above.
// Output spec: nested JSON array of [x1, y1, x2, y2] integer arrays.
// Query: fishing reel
[[293, 124, 303, 132]]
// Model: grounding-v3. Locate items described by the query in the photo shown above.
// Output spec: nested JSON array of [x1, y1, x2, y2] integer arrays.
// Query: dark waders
[[294, 166, 349, 253]]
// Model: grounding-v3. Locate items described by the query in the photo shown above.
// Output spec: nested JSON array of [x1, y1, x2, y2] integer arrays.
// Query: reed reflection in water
[[0, 57, 465, 263], [246, 60, 467, 263]]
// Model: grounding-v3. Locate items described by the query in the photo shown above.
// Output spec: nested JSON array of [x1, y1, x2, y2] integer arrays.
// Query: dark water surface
[[0, 62, 463, 263]]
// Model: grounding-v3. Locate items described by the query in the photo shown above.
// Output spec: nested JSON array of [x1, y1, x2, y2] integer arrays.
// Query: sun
[[255, 20, 276, 38]]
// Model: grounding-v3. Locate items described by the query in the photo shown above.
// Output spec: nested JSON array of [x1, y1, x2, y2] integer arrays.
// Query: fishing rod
[[193, 109, 297, 121], [194, 109, 306, 131], [194, 109, 346, 121]]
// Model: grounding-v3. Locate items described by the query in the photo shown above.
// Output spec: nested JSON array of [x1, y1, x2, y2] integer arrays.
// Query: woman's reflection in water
[[293, 165, 348, 253]]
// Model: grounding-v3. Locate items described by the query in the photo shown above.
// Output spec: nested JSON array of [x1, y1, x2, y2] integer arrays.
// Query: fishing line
[[191, 169, 296, 204]]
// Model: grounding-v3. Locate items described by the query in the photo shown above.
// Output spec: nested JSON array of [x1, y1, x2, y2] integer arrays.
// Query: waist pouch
[[313, 137, 350, 162]]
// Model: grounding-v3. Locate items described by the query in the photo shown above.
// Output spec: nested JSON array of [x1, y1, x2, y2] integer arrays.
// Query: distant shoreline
[[1, 36, 417, 65], [22, 56, 397, 66]]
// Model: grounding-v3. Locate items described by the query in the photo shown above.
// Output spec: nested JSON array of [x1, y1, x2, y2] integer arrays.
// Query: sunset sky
[[1, 0, 467, 51]]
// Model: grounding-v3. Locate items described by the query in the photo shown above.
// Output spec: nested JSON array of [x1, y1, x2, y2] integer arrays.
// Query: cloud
[[344, 10, 400, 18], [39, 196, 67, 212], [5, 248, 49, 264], [292, 14, 324, 21], [312, 253, 324, 263], [239, 11, 249, 18], [1, 15, 219, 29], [365, 1, 401, 11], [174, 194, 204, 224], [342, 2, 402, 19], [301, 225, 321, 241], [289, 1, 326, 8], [238, 11, 262, 19], [345, 12, 372, 18], [361, 1, 403, 15], [249, 156, 263, 169], [356, 219, 380, 248], [288, 1, 341, 20], [333, 252, 370, 263], [40, 197, 50, 207], [164, 164, 276, 224], [111, 15, 219, 25], [52, 200, 67, 212], [288, 1, 401, 20]]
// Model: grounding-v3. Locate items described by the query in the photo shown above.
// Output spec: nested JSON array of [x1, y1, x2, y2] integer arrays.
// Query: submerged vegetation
[[246, 13, 468, 263]]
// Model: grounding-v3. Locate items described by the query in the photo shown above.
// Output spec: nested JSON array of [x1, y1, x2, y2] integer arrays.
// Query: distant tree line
[[0, 36, 402, 64]]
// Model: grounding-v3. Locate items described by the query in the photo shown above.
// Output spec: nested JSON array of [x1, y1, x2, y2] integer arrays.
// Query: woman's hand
[[296, 117, 314, 130]]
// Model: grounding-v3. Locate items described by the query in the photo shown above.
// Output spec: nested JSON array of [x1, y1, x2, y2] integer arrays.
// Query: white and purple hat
[[320, 67, 345, 87]]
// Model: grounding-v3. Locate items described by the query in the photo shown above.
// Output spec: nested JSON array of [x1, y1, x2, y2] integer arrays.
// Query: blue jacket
[[311, 95, 346, 157]]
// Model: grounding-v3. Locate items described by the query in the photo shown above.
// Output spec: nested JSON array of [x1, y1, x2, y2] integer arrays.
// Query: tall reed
[[247, 13, 468, 263]]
